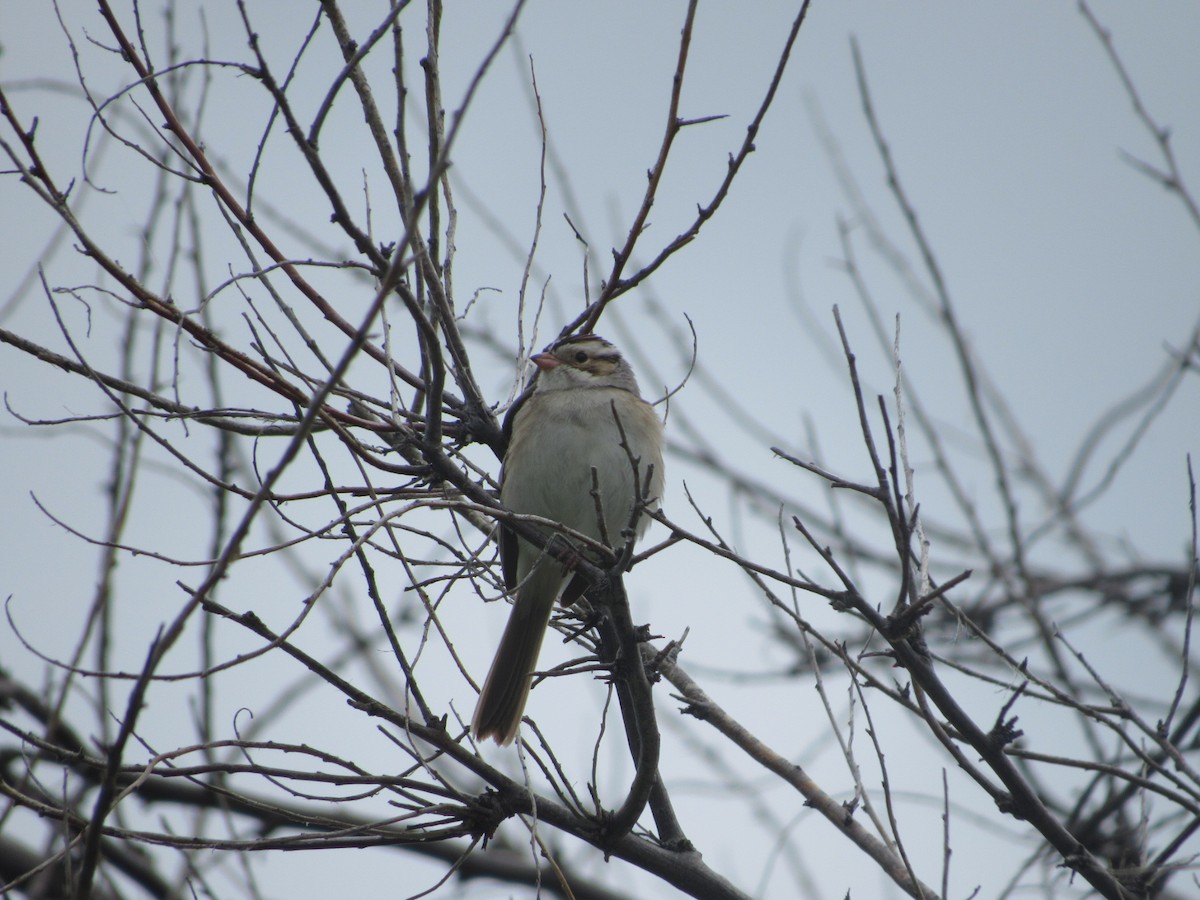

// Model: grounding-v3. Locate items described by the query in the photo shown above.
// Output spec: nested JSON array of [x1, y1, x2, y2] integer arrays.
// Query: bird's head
[[532, 334, 640, 395]]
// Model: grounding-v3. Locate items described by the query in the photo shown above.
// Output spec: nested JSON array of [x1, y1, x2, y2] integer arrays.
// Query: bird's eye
[[573, 350, 588, 363]]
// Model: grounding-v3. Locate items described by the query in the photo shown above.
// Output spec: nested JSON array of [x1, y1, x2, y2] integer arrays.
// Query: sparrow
[[471, 334, 665, 745]]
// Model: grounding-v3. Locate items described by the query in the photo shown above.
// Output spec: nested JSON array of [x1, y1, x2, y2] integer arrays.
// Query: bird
[[471, 334, 665, 746]]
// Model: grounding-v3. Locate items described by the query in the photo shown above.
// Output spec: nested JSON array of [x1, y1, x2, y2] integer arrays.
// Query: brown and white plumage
[[471, 335, 665, 745]]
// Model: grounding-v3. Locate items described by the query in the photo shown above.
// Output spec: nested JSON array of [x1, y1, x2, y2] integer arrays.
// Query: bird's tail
[[471, 587, 557, 746]]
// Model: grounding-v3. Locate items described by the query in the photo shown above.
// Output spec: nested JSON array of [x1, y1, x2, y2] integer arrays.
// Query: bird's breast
[[501, 388, 663, 546]]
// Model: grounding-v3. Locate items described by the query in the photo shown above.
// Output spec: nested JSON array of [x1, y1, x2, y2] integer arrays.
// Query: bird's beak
[[532, 352, 560, 371]]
